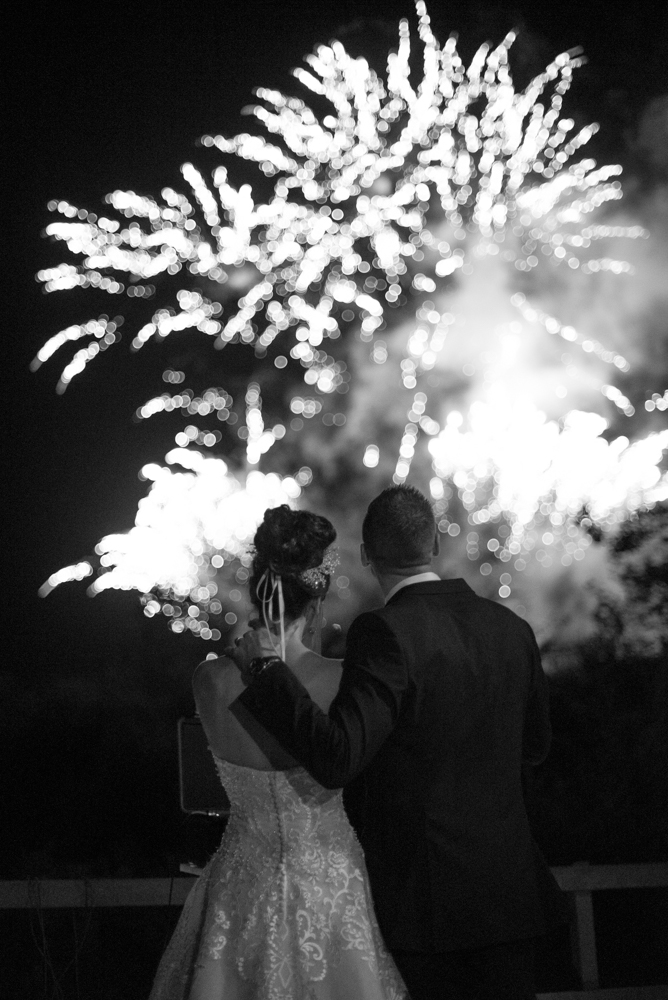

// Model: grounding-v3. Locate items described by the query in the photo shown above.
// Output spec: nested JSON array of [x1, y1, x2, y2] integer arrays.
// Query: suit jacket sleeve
[[522, 624, 552, 766], [231, 612, 408, 788]]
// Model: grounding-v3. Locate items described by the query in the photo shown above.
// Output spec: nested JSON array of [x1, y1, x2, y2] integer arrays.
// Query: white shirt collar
[[384, 571, 441, 605]]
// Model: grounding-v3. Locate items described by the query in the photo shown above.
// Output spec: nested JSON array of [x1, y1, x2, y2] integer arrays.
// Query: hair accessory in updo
[[297, 544, 339, 596]]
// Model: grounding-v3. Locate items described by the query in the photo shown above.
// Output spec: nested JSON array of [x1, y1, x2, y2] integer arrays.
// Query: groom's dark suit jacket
[[234, 578, 565, 952]]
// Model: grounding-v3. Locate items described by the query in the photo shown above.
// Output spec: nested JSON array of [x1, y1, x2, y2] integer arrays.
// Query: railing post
[[570, 889, 599, 990]]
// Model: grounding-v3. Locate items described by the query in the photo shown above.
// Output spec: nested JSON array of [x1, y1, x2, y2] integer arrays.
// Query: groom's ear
[[360, 543, 370, 567], [432, 532, 440, 557]]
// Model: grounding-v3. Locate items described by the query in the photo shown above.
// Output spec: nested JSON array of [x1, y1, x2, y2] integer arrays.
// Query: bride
[[148, 505, 409, 999]]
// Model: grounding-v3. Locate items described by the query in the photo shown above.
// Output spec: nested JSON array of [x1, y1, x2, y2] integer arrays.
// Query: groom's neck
[[373, 562, 434, 600]]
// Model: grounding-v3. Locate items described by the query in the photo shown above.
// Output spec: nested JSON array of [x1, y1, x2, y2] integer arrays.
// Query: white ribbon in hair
[[256, 568, 286, 661]]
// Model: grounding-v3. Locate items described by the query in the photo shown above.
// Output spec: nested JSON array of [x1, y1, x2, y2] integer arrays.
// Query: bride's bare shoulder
[[193, 655, 236, 694]]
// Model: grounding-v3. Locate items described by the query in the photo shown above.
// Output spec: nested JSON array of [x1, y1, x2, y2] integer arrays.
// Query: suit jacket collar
[[384, 577, 475, 605], [384, 571, 440, 604]]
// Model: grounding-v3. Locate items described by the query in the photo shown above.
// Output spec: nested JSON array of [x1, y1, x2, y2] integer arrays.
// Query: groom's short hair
[[363, 485, 436, 568]]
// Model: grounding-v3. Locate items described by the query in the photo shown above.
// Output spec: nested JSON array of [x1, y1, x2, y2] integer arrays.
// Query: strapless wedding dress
[[148, 756, 408, 999]]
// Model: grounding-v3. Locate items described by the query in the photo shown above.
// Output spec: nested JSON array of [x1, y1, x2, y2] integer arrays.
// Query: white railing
[[1, 863, 666, 997]]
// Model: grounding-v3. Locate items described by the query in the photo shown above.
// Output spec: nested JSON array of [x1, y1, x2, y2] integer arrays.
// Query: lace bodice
[[149, 756, 407, 999], [211, 757, 353, 881]]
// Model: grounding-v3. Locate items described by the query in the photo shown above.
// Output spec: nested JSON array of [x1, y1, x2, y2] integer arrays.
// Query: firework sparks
[[34, 2, 640, 389], [427, 401, 668, 554], [36, 2, 666, 629], [41, 450, 303, 639]]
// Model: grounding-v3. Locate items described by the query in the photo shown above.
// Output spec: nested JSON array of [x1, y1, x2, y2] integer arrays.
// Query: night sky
[[6, 0, 668, 861]]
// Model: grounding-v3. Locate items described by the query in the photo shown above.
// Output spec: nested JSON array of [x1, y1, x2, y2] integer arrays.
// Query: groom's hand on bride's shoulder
[[224, 624, 280, 685]]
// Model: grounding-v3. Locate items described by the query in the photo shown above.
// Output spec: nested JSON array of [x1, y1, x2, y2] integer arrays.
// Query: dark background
[[4, 1, 668, 995]]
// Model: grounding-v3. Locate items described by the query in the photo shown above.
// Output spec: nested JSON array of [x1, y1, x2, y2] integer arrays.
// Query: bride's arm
[[230, 612, 407, 788]]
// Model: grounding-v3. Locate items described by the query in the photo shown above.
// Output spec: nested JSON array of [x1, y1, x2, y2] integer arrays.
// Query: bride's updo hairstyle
[[249, 505, 337, 623]]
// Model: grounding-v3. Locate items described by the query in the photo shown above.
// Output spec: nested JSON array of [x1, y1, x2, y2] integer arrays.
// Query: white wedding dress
[[149, 755, 408, 999]]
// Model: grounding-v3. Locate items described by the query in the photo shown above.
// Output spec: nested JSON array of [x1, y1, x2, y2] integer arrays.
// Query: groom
[[231, 484, 565, 999]]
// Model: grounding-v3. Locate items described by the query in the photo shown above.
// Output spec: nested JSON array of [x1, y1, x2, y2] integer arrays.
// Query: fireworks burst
[[39, 446, 304, 640], [35, 2, 667, 630]]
